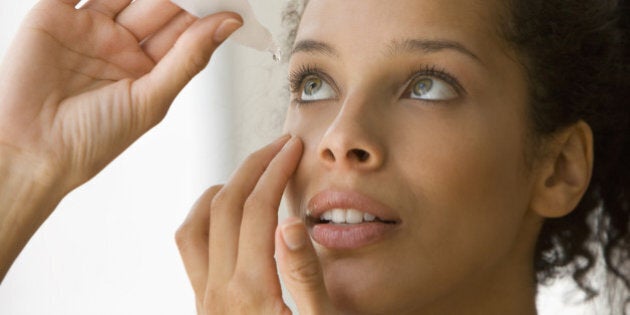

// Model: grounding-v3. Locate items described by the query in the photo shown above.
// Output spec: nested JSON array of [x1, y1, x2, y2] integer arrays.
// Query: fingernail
[[282, 217, 307, 251], [213, 18, 243, 43]]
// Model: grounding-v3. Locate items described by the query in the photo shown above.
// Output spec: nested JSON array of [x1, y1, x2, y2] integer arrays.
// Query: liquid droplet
[[271, 47, 283, 63]]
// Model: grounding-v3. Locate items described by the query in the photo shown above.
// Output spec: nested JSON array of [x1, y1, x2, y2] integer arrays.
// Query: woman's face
[[284, 0, 541, 313]]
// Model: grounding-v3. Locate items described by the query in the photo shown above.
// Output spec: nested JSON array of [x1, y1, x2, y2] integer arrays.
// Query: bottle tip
[[270, 47, 283, 63]]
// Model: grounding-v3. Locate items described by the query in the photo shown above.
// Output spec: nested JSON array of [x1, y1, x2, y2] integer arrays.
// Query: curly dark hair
[[282, 0, 630, 312], [504, 0, 630, 311]]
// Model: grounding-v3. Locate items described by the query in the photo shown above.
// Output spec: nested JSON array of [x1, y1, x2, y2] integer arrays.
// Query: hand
[[175, 136, 339, 314], [0, 0, 242, 193], [0, 0, 241, 281]]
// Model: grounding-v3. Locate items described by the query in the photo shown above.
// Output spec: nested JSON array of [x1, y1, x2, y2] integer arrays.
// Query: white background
[[0, 1, 595, 314]]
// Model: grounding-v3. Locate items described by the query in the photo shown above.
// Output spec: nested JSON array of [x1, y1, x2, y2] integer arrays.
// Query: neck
[[414, 260, 538, 315]]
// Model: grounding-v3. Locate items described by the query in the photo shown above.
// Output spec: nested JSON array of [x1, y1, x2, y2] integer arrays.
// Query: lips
[[305, 190, 401, 249]]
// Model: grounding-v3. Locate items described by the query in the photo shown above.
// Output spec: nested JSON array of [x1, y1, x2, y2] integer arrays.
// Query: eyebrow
[[387, 39, 483, 65], [291, 38, 483, 65], [292, 39, 339, 57]]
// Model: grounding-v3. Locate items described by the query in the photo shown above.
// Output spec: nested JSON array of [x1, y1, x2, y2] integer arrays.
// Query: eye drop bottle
[[171, 0, 281, 61]]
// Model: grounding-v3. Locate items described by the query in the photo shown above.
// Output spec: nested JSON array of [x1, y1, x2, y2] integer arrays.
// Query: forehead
[[295, 0, 505, 62]]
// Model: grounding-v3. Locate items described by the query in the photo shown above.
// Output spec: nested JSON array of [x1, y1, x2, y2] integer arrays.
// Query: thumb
[[131, 12, 242, 129], [276, 217, 337, 315]]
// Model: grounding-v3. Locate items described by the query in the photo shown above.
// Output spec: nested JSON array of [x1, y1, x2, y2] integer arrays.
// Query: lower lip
[[310, 222, 398, 249]]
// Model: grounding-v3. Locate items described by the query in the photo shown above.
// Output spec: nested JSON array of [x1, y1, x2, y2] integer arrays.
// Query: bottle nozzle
[[171, 0, 280, 58]]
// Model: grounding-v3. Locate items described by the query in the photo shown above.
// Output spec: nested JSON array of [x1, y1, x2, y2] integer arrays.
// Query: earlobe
[[530, 121, 594, 218]]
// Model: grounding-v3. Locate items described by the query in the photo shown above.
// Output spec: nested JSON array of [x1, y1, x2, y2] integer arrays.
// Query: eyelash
[[287, 64, 465, 100], [406, 65, 465, 97]]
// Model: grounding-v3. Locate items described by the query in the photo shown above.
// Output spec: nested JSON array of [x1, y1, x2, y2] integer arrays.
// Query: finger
[[235, 137, 303, 273], [276, 217, 337, 315], [116, 0, 182, 41], [130, 13, 242, 131], [175, 186, 223, 298], [207, 135, 291, 283], [51, 0, 81, 6], [141, 11, 198, 63], [81, 0, 133, 18]]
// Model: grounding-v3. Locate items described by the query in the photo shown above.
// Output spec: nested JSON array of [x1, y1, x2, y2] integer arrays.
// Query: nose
[[317, 105, 386, 171]]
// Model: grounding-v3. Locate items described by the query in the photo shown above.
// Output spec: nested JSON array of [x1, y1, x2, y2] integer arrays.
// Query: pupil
[[414, 78, 432, 96], [305, 77, 321, 95]]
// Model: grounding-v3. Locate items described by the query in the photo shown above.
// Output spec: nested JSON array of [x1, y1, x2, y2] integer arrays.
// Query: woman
[[0, 0, 628, 314]]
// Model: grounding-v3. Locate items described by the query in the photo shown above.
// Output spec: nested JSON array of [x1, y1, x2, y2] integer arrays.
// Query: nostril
[[349, 148, 370, 162], [322, 149, 336, 162]]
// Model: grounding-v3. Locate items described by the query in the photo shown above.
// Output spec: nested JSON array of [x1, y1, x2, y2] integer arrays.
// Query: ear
[[530, 120, 594, 218]]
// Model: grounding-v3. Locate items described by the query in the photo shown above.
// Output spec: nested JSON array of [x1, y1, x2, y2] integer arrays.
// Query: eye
[[406, 76, 458, 101], [300, 75, 336, 102]]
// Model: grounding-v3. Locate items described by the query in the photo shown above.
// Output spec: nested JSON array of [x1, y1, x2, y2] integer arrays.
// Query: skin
[[281, 0, 592, 314], [1, 0, 594, 314], [0, 0, 243, 281]]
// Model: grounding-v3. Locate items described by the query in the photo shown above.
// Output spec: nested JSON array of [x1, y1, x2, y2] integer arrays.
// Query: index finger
[[235, 137, 304, 274]]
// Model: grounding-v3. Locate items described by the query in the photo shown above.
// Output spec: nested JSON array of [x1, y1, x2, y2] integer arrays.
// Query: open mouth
[[304, 190, 402, 249], [306, 208, 400, 250], [310, 208, 399, 225]]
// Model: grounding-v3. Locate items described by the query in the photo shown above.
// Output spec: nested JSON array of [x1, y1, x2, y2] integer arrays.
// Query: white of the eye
[[301, 79, 336, 101], [411, 78, 458, 101]]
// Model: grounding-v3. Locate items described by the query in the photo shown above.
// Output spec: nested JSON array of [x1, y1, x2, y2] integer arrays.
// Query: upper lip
[[306, 190, 402, 223]]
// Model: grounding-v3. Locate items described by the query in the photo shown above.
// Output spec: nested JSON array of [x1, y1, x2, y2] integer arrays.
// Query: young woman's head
[[280, 0, 629, 314]]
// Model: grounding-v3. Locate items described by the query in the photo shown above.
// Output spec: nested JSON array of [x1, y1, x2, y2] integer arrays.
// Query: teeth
[[319, 209, 380, 224], [346, 209, 363, 224], [332, 209, 345, 224], [322, 211, 333, 221], [363, 213, 376, 222]]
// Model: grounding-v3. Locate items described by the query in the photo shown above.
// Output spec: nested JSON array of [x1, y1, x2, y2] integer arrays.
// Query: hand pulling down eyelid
[[170, 0, 282, 61]]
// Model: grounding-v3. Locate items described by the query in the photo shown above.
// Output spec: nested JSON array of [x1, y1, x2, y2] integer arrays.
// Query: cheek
[[402, 112, 531, 274], [283, 105, 331, 140]]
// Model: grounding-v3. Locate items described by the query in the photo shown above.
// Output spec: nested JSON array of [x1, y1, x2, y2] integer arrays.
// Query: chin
[[318, 251, 423, 315]]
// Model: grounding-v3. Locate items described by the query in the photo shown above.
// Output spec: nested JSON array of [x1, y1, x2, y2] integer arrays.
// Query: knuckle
[[249, 145, 270, 160], [288, 257, 322, 286], [242, 156, 265, 174], [181, 47, 208, 81], [209, 189, 230, 210], [198, 185, 224, 201], [207, 184, 224, 195], [243, 150, 261, 164], [226, 278, 259, 306], [243, 193, 268, 211], [181, 13, 198, 26], [244, 149, 271, 170], [225, 277, 285, 313], [243, 194, 258, 209], [229, 272, 253, 290], [174, 224, 192, 250], [201, 289, 224, 313], [193, 185, 223, 209]]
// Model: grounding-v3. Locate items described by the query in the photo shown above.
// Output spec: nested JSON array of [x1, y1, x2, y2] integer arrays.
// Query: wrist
[[0, 147, 65, 282]]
